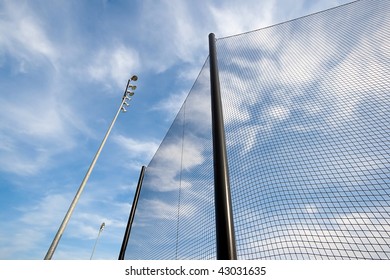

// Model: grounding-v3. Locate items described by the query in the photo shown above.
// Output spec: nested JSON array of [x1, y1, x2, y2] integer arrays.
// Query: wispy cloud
[[137, 0, 210, 72], [0, 1, 58, 70], [0, 94, 78, 175], [146, 136, 205, 192], [87, 45, 140, 89], [151, 90, 188, 120], [0, 193, 70, 259], [112, 134, 159, 161], [139, 199, 195, 221], [209, 0, 275, 37]]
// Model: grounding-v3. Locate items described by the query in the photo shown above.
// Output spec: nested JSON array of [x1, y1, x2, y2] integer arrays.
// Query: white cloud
[[0, 227, 45, 259], [19, 194, 71, 229], [147, 136, 205, 192], [152, 90, 188, 120], [319, 38, 390, 129], [0, 108, 62, 175], [216, 0, 390, 158], [66, 213, 112, 240], [0, 149, 50, 176], [184, 82, 212, 133], [238, 209, 390, 259], [0, 88, 85, 175], [141, 199, 195, 221], [209, 0, 275, 37], [87, 45, 140, 88], [208, 0, 352, 39], [0, 193, 70, 259], [113, 134, 159, 160], [1, 184, 132, 259], [141, 1, 208, 65], [140, 74, 211, 191], [227, 124, 270, 153], [0, 2, 58, 70], [133, 0, 352, 74], [305, 204, 318, 214], [1, 99, 65, 140], [266, 105, 290, 121]]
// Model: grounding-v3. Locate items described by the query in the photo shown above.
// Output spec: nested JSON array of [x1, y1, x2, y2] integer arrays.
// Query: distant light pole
[[90, 222, 105, 260], [44, 75, 138, 260]]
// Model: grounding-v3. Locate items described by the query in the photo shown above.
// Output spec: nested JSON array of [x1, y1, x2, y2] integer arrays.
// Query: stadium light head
[[128, 85, 137, 91], [126, 91, 135, 96], [121, 107, 127, 112], [123, 101, 129, 107], [130, 75, 138, 81]]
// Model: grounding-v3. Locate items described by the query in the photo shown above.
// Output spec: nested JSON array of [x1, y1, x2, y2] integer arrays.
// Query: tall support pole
[[44, 76, 138, 260], [118, 165, 146, 260], [208, 33, 237, 260], [90, 222, 105, 260]]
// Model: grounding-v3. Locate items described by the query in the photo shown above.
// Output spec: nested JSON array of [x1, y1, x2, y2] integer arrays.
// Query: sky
[[0, 0, 355, 260]]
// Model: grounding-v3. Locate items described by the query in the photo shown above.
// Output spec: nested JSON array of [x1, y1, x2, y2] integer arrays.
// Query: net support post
[[118, 165, 146, 260], [208, 33, 237, 260]]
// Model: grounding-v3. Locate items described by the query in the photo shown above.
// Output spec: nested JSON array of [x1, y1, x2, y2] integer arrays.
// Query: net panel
[[125, 60, 216, 259], [125, 0, 390, 259], [217, 0, 390, 259]]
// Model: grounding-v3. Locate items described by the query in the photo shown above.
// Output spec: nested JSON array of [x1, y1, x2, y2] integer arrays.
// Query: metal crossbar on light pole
[[44, 75, 138, 260]]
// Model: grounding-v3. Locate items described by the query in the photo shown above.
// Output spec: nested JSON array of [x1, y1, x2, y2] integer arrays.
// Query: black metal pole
[[208, 33, 237, 260], [118, 165, 146, 260]]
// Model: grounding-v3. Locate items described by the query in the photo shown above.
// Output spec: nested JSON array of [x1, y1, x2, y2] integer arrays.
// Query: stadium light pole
[[90, 222, 105, 260], [44, 75, 138, 260]]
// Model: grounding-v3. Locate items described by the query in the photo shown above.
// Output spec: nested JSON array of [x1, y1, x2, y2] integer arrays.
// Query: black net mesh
[[125, 60, 216, 259], [125, 0, 390, 260]]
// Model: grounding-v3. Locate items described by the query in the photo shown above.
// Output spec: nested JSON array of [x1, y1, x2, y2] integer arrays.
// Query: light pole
[[44, 75, 138, 260], [90, 222, 105, 260]]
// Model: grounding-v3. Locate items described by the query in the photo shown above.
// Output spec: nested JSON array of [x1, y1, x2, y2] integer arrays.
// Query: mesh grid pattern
[[125, 60, 216, 259], [125, 0, 390, 259]]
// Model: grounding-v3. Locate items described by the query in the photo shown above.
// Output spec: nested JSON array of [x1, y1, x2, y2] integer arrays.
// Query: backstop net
[[125, 0, 390, 259]]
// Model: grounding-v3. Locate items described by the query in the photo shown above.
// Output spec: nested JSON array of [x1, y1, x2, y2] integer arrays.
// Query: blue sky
[[0, 0, 354, 260]]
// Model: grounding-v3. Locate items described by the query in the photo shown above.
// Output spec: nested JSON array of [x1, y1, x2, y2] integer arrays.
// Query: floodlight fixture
[[128, 85, 137, 91], [130, 75, 138, 81], [123, 101, 130, 106], [100, 222, 105, 232], [121, 107, 127, 112]]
